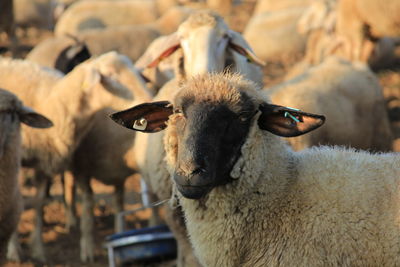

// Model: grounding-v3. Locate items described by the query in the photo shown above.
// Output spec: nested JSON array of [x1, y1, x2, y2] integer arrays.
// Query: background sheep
[[26, 5, 196, 74], [111, 72, 400, 267], [136, 10, 265, 88], [253, 0, 312, 15], [243, 7, 307, 65], [54, 0, 166, 37], [265, 56, 394, 152], [65, 53, 154, 262], [26, 34, 91, 74], [336, 0, 400, 61], [0, 52, 133, 261], [287, 0, 400, 78], [0, 89, 53, 264]]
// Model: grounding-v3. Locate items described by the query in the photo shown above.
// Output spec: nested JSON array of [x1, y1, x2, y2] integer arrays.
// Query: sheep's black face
[[172, 93, 256, 199]]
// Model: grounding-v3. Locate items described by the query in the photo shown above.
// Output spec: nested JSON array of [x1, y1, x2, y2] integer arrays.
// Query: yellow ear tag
[[133, 118, 147, 130]]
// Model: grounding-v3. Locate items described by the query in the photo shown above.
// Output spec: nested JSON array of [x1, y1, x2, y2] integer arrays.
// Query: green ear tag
[[284, 112, 300, 123]]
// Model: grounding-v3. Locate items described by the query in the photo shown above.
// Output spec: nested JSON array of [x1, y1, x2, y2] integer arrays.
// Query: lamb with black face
[[171, 93, 256, 199]]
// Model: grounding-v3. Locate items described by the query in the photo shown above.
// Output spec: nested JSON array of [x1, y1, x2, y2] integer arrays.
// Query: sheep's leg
[[76, 176, 95, 263], [29, 171, 48, 262], [61, 172, 77, 231], [7, 231, 22, 262], [113, 183, 124, 233]]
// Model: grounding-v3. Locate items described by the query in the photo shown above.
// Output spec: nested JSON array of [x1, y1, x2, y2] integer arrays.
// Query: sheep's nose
[[179, 162, 206, 177], [191, 167, 206, 175]]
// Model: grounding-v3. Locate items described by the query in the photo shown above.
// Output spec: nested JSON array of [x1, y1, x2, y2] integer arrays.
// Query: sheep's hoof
[[80, 237, 95, 262]]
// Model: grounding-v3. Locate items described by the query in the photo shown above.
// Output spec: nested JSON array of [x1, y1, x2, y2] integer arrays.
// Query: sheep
[[110, 72, 400, 267], [27, 5, 196, 73], [26, 35, 91, 74], [0, 89, 53, 264], [54, 0, 169, 37], [288, 0, 400, 77], [266, 56, 394, 152], [132, 10, 265, 266], [136, 10, 265, 89], [243, 7, 307, 65], [66, 54, 153, 262], [336, 0, 400, 61], [0, 52, 133, 262], [253, 0, 312, 16]]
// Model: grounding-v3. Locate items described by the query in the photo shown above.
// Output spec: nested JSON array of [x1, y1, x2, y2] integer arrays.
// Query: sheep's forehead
[[178, 11, 228, 36], [0, 89, 21, 111], [175, 74, 260, 113]]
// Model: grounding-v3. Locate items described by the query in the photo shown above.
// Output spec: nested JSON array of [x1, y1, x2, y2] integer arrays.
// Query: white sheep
[[26, 6, 196, 74], [136, 10, 265, 89], [253, 0, 312, 16], [110, 72, 400, 267], [336, 0, 400, 61], [265, 57, 394, 152], [0, 89, 52, 264], [243, 7, 307, 64], [289, 0, 400, 76], [0, 52, 133, 262], [54, 0, 170, 36], [66, 54, 154, 262], [26, 35, 91, 74]]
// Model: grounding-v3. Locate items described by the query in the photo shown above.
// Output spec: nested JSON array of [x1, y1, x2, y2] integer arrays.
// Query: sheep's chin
[[176, 184, 213, 199]]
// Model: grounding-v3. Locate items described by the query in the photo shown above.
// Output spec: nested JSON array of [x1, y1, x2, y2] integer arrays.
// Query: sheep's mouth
[[175, 184, 213, 199]]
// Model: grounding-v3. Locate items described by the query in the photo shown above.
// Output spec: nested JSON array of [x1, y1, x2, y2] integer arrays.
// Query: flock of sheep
[[0, 0, 399, 266]]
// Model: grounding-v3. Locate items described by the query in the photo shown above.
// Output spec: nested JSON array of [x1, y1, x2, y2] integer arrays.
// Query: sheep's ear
[[258, 103, 325, 137], [135, 33, 181, 69], [228, 30, 266, 67], [83, 67, 133, 100], [110, 101, 173, 133], [55, 43, 91, 73], [19, 106, 53, 129]]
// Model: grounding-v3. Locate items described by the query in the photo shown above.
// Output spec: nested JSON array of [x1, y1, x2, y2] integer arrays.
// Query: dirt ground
[[1, 1, 399, 266]]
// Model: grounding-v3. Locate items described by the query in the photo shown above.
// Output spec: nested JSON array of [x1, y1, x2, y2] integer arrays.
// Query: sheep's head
[[54, 37, 91, 74], [135, 10, 265, 81], [0, 88, 53, 157], [110, 74, 325, 199], [69, 51, 154, 108]]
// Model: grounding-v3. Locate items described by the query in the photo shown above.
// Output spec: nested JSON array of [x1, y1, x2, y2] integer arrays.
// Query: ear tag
[[284, 112, 300, 123], [285, 107, 301, 111], [133, 118, 147, 130]]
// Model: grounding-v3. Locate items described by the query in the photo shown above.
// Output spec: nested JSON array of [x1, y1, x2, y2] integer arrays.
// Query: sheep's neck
[[178, 130, 295, 267]]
